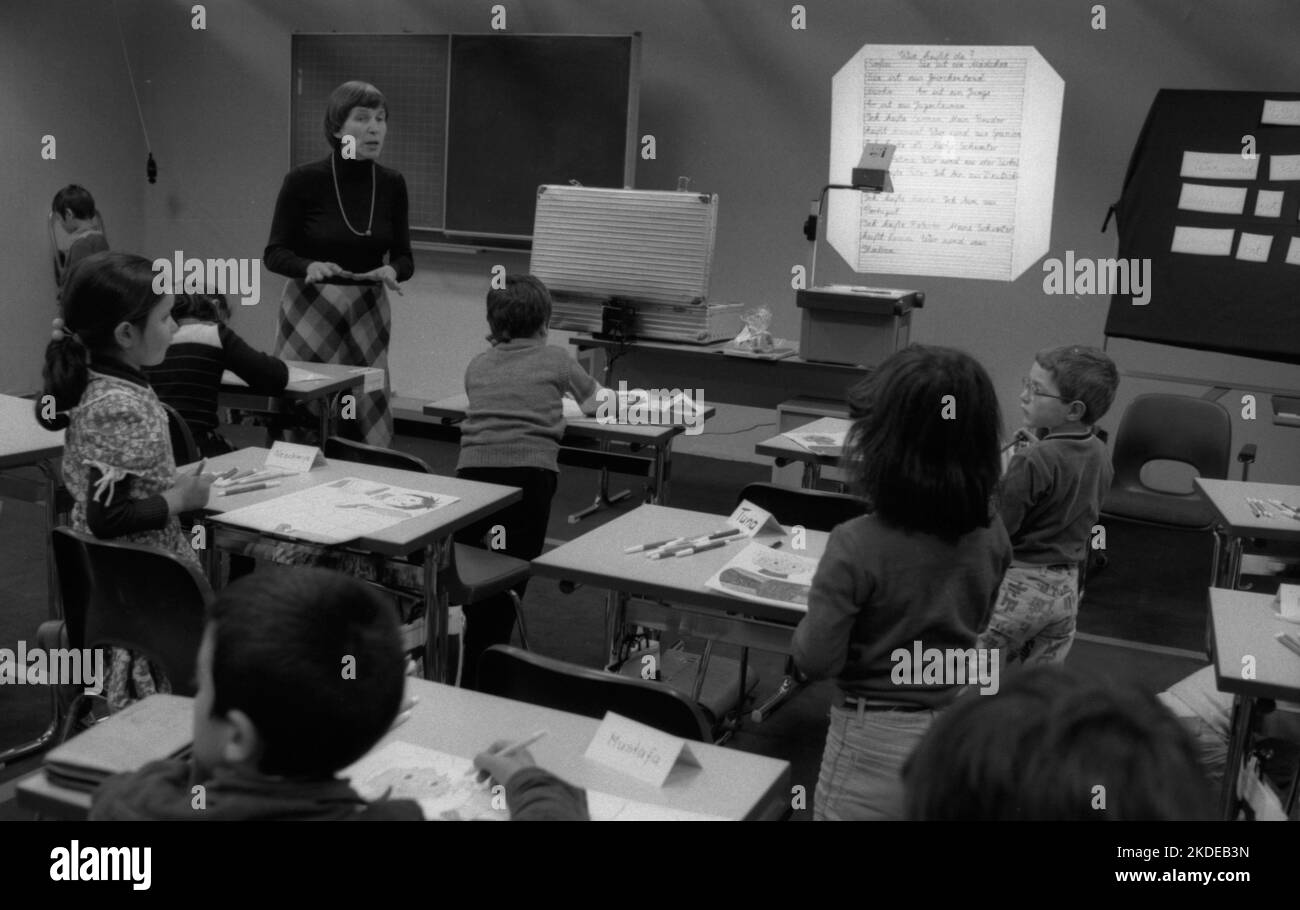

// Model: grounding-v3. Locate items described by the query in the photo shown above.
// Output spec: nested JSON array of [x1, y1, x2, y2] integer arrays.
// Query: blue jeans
[[814, 703, 936, 820]]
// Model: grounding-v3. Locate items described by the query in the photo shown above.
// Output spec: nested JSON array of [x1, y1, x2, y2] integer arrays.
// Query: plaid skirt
[[276, 279, 393, 448]]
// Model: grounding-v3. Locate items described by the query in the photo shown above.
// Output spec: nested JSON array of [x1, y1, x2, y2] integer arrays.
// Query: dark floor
[[0, 423, 1217, 820]]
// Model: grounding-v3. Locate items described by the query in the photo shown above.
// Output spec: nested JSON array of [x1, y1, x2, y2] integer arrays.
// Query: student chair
[[322, 436, 532, 651], [1101, 393, 1253, 531], [47, 529, 211, 742], [162, 402, 201, 469], [478, 645, 714, 742], [728, 482, 867, 723]]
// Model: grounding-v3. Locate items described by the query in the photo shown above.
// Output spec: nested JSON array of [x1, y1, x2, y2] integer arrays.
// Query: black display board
[[1106, 89, 1300, 364], [291, 33, 639, 245]]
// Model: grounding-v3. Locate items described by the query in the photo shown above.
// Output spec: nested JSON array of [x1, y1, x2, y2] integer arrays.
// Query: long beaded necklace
[[331, 153, 376, 237]]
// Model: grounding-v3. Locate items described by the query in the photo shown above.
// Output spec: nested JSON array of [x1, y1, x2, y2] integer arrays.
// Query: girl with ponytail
[[39, 251, 215, 711]]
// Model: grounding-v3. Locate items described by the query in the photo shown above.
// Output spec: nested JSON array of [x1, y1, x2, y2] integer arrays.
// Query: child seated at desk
[[792, 345, 1012, 820], [90, 568, 589, 821], [454, 274, 603, 687], [902, 667, 1214, 819], [145, 291, 288, 457], [977, 345, 1118, 669]]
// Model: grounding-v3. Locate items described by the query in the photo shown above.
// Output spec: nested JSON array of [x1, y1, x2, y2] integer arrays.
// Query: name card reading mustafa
[[265, 441, 326, 474], [584, 712, 700, 787], [827, 45, 1063, 281]]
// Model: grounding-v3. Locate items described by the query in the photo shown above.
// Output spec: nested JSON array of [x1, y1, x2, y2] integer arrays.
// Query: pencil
[[193, 459, 207, 477]]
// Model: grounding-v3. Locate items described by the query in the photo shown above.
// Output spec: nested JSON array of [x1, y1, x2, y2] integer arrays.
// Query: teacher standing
[[265, 80, 412, 448]]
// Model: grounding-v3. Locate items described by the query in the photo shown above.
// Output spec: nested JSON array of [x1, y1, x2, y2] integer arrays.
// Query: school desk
[[15, 679, 792, 820], [219, 360, 365, 442], [1194, 479, 1300, 589], [531, 504, 828, 681], [569, 334, 869, 411], [193, 447, 521, 684], [423, 392, 716, 522], [0, 394, 65, 765], [754, 416, 850, 489], [1208, 587, 1300, 820]]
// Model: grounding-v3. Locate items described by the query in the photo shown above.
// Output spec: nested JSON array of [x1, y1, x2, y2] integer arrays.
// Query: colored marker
[[218, 481, 280, 496], [625, 536, 688, 554], [671, 539, 729, 558]]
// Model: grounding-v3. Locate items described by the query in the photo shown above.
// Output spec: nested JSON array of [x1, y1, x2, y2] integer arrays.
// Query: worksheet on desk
[[213, 477, 458, 545], [221, 366, 329, 387], [704, 542, 818, 610]]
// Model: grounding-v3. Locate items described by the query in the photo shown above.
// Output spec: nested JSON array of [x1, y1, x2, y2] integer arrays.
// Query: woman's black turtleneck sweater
[[264, 147, 414, 282]]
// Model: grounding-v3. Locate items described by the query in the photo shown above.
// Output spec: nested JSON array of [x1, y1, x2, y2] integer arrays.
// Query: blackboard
[[290, 33, 639, 245], [1106, 89, 1300, 364]]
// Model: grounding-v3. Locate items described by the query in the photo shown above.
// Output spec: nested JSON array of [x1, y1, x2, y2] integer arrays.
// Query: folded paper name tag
[[727, 500, 784, 538], [584, 712, 700, 787], [265, 441, 325, 474], [349, 367, 386, 395], [1277, 584, 1300, 624]]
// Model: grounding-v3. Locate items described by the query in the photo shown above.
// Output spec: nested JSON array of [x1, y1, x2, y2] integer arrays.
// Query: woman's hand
[[351, 265, 403, 295], [163, 472, 215, 514], [305, 261, 346, 284]]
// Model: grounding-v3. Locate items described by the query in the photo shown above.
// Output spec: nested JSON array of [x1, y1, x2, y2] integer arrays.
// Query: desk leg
[[801, 462, 822, 490], [1225, 537, 1244, 591], [1210, 529, 1225, 588], [423, 540, 450, 683], [650, 440, 671, 505], [604, 590, 630, 669], [201, 520, 221, 588], [568, 445, 633, 523], [1220, 694, 1257, 820], [320, 393, 339, 442]]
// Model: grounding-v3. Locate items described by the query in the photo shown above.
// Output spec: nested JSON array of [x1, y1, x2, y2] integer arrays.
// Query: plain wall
[[6, 0, 1299, 479]]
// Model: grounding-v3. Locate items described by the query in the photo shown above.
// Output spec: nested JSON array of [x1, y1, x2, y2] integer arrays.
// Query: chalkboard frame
[[290, 32, 640, 251]]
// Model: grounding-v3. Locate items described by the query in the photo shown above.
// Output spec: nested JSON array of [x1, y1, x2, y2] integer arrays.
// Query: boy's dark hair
[[171, 291, 230, 324], [206, 568, 405, 779], [902, 667, 1214, 820], [1035, 345, 1119, 426], [323, 80, 388, 149], [52, 184, 96, 220], [844, 344, 1001, 538], [38, 251, 163, 430], [486, 274, 552, 343]]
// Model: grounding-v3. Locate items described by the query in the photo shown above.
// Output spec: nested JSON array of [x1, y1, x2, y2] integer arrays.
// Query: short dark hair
[[486, 274, 552, 343], [207, 568, 405, 779], [1035, 345, 1119, 425], [844, 344, 1001, 538], [903, 667, 1214, 820], [323, 80, 388, 149], [171, 292, 230, 324], [52, 184, 96, 220]]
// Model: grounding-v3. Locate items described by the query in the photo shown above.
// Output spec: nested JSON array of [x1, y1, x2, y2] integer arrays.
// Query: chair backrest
[[76, 531, 212, 697], [324, 436, 433, 474], [162, 401, 200, 468], [478, 645, 714, 742], [51, 527, 94, 650], [1111, 394, 1231, 491], [734, 482, 866, 533]]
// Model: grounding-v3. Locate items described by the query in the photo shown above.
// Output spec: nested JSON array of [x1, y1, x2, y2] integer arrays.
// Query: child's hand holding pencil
[[471, 730, 548, 786]]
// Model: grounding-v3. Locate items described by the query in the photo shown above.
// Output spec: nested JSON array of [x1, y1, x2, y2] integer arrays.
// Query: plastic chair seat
[[444, 544, 531, 604], [1102, 485, 1216, 530]]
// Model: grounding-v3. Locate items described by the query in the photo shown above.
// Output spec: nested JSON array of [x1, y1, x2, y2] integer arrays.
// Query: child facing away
[[902, 667, 1214, 820], [454, 274, 603, 687], [89, 568, 590, 821], [52, 184, 110, 285], [145, 291, 289, 457], [976, 345, 1119, 668], [791, 345, 1012, 821], [38, 251, 216, 712]]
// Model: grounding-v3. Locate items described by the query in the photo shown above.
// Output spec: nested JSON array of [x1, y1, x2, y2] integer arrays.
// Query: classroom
[[1, 0, 1298, 834]]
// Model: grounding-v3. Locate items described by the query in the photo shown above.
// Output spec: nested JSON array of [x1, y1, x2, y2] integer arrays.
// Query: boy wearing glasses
[[978, 346, 1119, 667]]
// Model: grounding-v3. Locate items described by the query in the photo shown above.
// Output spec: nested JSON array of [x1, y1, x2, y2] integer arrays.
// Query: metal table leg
[[568, 445, 633, 523], [423, 539, 450, 683], [1221, 694, 1257, 819]]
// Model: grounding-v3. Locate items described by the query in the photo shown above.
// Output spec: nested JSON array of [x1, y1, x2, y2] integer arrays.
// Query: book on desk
[[43, 694, 192, 793]]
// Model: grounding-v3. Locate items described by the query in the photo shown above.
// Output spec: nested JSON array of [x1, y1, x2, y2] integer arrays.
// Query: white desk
[[754, 417, 849, 489], [195, 447, 521, 683], [220, 360, 365, 442], [17, 679, 791, 821]]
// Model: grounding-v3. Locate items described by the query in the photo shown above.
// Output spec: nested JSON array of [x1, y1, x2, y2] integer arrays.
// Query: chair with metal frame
[[478, 645, 713, 742], [321, 436, 532, 651]]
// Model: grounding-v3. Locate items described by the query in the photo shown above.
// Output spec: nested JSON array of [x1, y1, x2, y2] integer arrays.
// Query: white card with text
[[265, 441, 325, 474], [727, 500, 784, 538], [584, 712, 699, 787]]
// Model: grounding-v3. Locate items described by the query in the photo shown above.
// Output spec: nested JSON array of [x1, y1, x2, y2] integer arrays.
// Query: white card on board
[[1170, 226, 1235, 257], [1261, 100, 1300, 126], [584, 712, 699, 788], [1254, 190, 1284, 218], [1235, 233, 1273, 263], [265, 441, 325, 474]]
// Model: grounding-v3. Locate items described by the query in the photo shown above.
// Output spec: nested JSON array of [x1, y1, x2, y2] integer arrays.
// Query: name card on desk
[[728, 500, 783, 538], [265, 442, 324, 474], [584, 712, 699, 787]]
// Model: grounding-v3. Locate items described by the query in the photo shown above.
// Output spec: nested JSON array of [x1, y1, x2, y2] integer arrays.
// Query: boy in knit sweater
[[455, 275, 602, 686], [977, 345, 1118, 668]]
